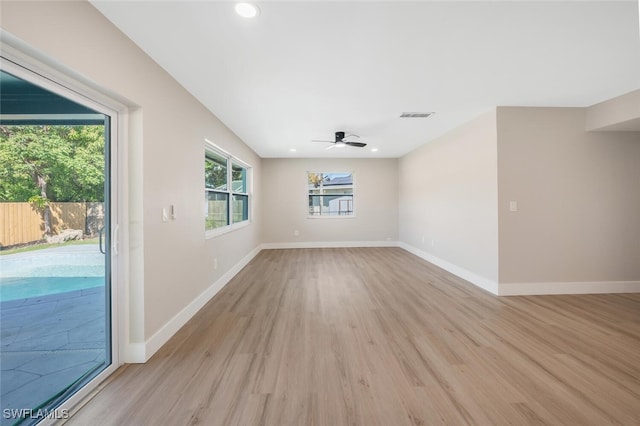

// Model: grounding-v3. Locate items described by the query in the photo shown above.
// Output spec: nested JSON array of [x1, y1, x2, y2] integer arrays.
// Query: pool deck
[[1, 243, 103, 258], [1, 244, 105, 277], [0, 245, 107, 425]]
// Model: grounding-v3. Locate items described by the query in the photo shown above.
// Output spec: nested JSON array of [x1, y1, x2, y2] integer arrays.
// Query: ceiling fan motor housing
[[335, 131, 345, 141]]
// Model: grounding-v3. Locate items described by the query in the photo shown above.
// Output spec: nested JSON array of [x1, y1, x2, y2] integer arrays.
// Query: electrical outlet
[[294, 230, 299, 236]]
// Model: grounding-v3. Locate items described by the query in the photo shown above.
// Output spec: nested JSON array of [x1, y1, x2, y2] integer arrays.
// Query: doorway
[[0, 63, 119, 425]]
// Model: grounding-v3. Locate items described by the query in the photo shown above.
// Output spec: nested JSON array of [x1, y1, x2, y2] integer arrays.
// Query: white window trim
[[204, 139, 252, 238], [306, 171, 356, 219]]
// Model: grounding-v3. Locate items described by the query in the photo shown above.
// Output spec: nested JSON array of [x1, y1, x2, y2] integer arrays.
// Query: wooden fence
[[0, 202, 104, 248]]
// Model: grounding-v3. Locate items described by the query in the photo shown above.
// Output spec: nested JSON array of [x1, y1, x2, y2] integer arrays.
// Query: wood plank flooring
[[67, 248, 640, 425]]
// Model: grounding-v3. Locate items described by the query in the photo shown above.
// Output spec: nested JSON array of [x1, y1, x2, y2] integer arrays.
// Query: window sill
[[205, 220, 251, 239], [307, 215, 356, 219]]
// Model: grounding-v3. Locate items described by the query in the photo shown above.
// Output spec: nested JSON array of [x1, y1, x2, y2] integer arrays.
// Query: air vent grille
[[400, 112, 434, 118]]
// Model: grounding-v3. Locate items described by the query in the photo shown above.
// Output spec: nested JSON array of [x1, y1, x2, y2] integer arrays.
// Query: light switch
[[509, 201, 518, 212]]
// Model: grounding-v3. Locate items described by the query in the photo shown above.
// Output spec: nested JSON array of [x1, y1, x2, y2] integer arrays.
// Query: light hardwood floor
[[68, 248, 640, 425]]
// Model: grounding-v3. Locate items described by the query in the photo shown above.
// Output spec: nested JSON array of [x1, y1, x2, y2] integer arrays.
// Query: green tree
[[205, 154, 227, 189], [0, 125, 105, 235]]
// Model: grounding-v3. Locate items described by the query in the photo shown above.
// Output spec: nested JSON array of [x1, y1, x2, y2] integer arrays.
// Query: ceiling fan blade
[[313, 132, 364, 148], [345, 141, 367, 148]]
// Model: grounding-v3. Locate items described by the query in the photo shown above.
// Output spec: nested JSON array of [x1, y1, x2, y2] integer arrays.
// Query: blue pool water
[[0, 247, 105, 302], [0, 276, 104, 302]]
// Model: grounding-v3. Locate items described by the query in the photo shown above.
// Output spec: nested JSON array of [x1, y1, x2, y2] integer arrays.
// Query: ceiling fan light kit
[[312, 131, 368, 149]]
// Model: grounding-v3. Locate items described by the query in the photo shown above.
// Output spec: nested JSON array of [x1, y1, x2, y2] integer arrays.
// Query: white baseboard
[[398, 242, 499, 295], [499, 281, 640, 296], [262, 240, 399, 249], [126, 241, 397, 363], [126, 245, 262, 363], [125, 343, 146, 364], [126, 242, 638, 362]]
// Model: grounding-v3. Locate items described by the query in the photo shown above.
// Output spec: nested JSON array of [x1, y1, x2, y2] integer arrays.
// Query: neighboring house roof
[[208, 180, 245, 192], [308, 175, 353, 190], [327, 176, 353, 186]]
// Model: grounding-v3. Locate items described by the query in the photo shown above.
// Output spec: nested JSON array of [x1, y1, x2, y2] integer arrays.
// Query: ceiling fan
[[312, 131, 367, 149]]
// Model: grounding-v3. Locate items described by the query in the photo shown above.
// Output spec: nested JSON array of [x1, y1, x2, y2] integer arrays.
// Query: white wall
[[497, 107, 640, 293], [262, 158, 398, 245], [398, 110, 499, 290], [1, 1, 262, 360]]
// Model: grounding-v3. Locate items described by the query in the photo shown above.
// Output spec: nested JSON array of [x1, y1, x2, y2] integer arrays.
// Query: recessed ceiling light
[[289, 148, 296, 152], [371, 148, 379, 152], [235, 3, 260, 18]]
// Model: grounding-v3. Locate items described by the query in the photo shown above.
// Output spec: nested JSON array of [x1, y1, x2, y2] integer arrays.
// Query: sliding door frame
[[1, 38, 129, 423]]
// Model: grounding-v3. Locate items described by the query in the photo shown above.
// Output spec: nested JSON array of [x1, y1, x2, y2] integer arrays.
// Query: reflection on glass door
[[0, 69, 112, 425]]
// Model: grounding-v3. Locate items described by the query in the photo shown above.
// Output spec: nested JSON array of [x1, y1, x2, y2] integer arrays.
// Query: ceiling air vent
[[400, 112, 434, 118]]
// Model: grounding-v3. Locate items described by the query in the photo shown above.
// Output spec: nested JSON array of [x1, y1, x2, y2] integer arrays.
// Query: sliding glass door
[[0, 63, 117, 425]]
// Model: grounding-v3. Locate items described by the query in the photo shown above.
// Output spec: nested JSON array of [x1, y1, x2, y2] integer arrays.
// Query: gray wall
[[399, 110, 499, 285], [399, 105, 640, 294], [497, 107, 640, 287], [262, 158, 398, 245], [585, 89, 640, 131]]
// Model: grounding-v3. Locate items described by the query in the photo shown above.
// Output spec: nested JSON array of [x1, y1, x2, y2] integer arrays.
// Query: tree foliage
[[205, 154, 227, 190], [0, 125, 105, 203], [308, 172, 329, 188]]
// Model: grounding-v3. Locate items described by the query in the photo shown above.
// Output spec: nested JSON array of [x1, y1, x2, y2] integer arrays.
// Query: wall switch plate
[[294, 230, 299, 236], [510, 201, 518, 212], [162, 208, 169, 222]]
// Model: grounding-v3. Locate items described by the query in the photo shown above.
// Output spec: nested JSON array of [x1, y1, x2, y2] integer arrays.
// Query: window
[[232, 162, 249, 223], [308, 172, 354, 217], [205, 141, 251, 234]]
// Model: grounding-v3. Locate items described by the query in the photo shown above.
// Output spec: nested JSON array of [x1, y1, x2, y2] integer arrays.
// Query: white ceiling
[[91, 1, 640, 158]]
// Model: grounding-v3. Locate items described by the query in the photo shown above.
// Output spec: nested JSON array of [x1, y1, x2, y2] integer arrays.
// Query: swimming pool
[[0, 247, 105, 302], [0, 276, 104, 301]]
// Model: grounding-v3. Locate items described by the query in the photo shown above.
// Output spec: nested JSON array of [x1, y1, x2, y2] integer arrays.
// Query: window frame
[[205, 139, 252, 237], [307, 171, 356, 219]]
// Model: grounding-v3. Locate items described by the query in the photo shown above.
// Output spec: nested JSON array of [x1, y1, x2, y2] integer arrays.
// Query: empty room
[[0, 0, 639, 425]]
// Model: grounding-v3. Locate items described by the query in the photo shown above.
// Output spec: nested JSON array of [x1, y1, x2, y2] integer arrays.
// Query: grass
[[0, 238, 99, 256]]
